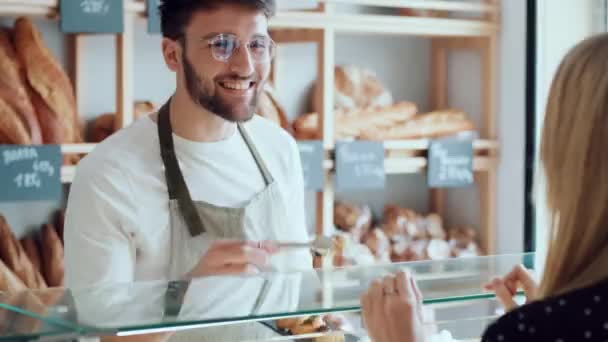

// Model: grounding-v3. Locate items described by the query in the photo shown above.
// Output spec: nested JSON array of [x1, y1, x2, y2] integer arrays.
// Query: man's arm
[[64, 158, 137, 288], [285, 138, 314, 270]]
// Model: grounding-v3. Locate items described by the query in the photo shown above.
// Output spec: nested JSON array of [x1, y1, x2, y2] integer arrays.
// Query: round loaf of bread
[[312, 65, 393, 113]]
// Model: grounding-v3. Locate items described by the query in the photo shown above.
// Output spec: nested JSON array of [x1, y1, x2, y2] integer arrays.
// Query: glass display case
[[0, 253, 534, 341]]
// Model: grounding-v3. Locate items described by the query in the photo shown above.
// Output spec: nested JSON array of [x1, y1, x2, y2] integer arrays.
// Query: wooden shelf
[[61, 143, 97, 155], [383, 139, 498, 151], [384, 156, 495, 174], [270, 12, 496, 37], [61, 165, 76, 184]]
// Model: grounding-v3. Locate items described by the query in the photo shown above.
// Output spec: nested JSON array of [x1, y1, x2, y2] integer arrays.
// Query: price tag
[[297, 141, 324, 191], [335, 141, 385, 191], [0, 145, 62, 202], [60, 0, 124, 34], [428, 138, 474, 188], [146, 0, 161, 34]]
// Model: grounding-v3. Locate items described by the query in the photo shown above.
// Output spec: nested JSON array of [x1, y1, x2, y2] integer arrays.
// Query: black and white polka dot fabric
[[482, 278, 608, 341]]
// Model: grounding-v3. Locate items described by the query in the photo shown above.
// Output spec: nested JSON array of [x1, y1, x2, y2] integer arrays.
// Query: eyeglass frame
[[177, 32, 277, 64]]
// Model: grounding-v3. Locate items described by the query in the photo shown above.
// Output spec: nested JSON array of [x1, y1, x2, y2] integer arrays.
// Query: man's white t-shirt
[[64, 114, 310, 288]]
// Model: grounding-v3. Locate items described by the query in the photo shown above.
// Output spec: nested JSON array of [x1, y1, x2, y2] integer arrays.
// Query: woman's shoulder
[[481, 278, 608, 342]]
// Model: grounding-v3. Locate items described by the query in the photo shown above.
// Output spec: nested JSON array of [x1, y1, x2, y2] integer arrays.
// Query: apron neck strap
[[158, 99, 206, 236], [237, 123, 274, 185]]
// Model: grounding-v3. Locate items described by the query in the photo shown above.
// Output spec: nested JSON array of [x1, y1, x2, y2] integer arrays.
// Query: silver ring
[[383, 287, 396, 296]]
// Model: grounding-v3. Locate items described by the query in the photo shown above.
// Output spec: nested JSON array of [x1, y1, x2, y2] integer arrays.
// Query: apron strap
[[158, 100, 206, 237], [237, 123, 274, 185]]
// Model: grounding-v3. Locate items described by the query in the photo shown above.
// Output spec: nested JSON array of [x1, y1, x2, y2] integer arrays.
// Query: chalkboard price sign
[[428, 138, 474, 188], [60, 0, 124, 34], [0, 145, 62, 202], [335, 141, 385, 191], [297, 141, 324, 191], [146, 0, 161, 34]]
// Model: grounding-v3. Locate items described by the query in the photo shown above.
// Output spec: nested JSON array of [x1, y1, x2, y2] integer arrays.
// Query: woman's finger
[[493, 279, 519, 311], [382, 275, 397, 296], [513, 265, 538, 300], [370, 280, 385, 317], [397, 271, 416, 300]]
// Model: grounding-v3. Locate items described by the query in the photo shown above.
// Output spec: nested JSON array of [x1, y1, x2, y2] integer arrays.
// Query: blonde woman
[[361, 32, 608, 342]]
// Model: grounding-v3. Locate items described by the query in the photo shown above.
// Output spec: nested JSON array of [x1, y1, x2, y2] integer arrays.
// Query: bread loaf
[[19, 236, 43, 278], [0, 216, 46, 289], [0, 258, 26, 294], [0, 28, 41, 144], [0, 96, 30, 144], [92, 101, 158, 142], [53, 210, 65, 245], [256, 83, 290, 131], [293, 102, 417, 141], [14, 17, 80, 144], [312, 65, 393, 113], [40, 224, 64, 287], [359, 109, 475, 140]]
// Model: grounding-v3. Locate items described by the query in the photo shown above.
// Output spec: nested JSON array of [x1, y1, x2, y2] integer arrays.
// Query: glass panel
[[0, 253, 533, 337], [0, 290, 79, 340]]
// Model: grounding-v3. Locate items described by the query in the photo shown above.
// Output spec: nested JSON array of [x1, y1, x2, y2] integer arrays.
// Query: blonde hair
[[538, 33, 608, 298]]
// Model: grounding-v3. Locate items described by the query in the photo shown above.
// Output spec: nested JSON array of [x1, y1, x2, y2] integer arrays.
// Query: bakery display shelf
[[0, 253, 533, 340]]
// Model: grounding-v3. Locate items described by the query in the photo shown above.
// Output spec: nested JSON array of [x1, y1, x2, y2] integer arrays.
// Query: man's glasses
[[205, 33, 276, 64]]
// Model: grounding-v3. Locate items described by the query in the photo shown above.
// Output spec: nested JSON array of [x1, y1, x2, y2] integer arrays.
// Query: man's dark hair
[[158, 0, 276, 40]]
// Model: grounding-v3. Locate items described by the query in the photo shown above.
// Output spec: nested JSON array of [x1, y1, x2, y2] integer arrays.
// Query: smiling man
[[65, 0, 311, 295]]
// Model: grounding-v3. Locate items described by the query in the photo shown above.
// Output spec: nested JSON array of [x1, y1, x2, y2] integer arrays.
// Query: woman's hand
[[484, 264, 538, 311], [361, 271, 425, 342]]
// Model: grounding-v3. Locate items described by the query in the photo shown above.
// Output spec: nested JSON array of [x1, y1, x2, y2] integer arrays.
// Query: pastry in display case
[[0, 252, 534, 341], [328, 201, 482, 268]]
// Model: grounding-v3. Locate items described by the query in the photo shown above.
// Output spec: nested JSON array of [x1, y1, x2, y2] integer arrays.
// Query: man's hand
[[484, 264, 538, 311], [184, 240, 279, 279]]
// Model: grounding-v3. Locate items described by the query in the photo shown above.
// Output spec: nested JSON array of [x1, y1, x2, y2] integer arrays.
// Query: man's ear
[[162, 38, 181, 72]]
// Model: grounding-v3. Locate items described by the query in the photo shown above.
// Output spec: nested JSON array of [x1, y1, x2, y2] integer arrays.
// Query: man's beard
[[182, 54, 259, 123]]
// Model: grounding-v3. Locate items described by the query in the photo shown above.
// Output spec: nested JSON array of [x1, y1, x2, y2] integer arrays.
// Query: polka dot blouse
[[482, 278, 608, 341]]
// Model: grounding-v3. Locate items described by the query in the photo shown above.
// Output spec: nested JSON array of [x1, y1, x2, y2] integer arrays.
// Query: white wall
[[534, 0, 600, 270]]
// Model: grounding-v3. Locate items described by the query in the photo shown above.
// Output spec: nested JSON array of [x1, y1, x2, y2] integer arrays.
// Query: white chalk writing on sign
[[80, 0, 110, 15], [14, 173, 41, 189], [3, 147, 39, 166], [339, 144, 378, 164], [431, 143, 473, 184]]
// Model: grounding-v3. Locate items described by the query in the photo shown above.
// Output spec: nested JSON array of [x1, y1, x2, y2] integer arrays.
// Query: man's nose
[[229, 44, 255, 77]]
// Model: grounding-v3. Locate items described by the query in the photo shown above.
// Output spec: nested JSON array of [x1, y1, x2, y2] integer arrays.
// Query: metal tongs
[[277, 235, 334, 255]]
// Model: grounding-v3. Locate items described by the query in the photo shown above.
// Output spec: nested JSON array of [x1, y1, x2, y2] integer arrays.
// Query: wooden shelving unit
[[1, 0, 501, 255]]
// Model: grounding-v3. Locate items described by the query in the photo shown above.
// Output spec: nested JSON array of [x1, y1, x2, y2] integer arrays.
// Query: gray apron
[[157, 100, 310, 341]]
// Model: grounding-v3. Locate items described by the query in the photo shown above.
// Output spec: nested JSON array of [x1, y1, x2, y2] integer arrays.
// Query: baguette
[[257, 83, 290, 132], [0, 28, 41, 144], [40, 224, 64, 287], [0, 95, 30, 144], [359, 109, 475, 140], [20, 236, 43, 280], [0, 258, 26, 294], [14, 17, 80, 144], [0, 216, 46, 289]]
